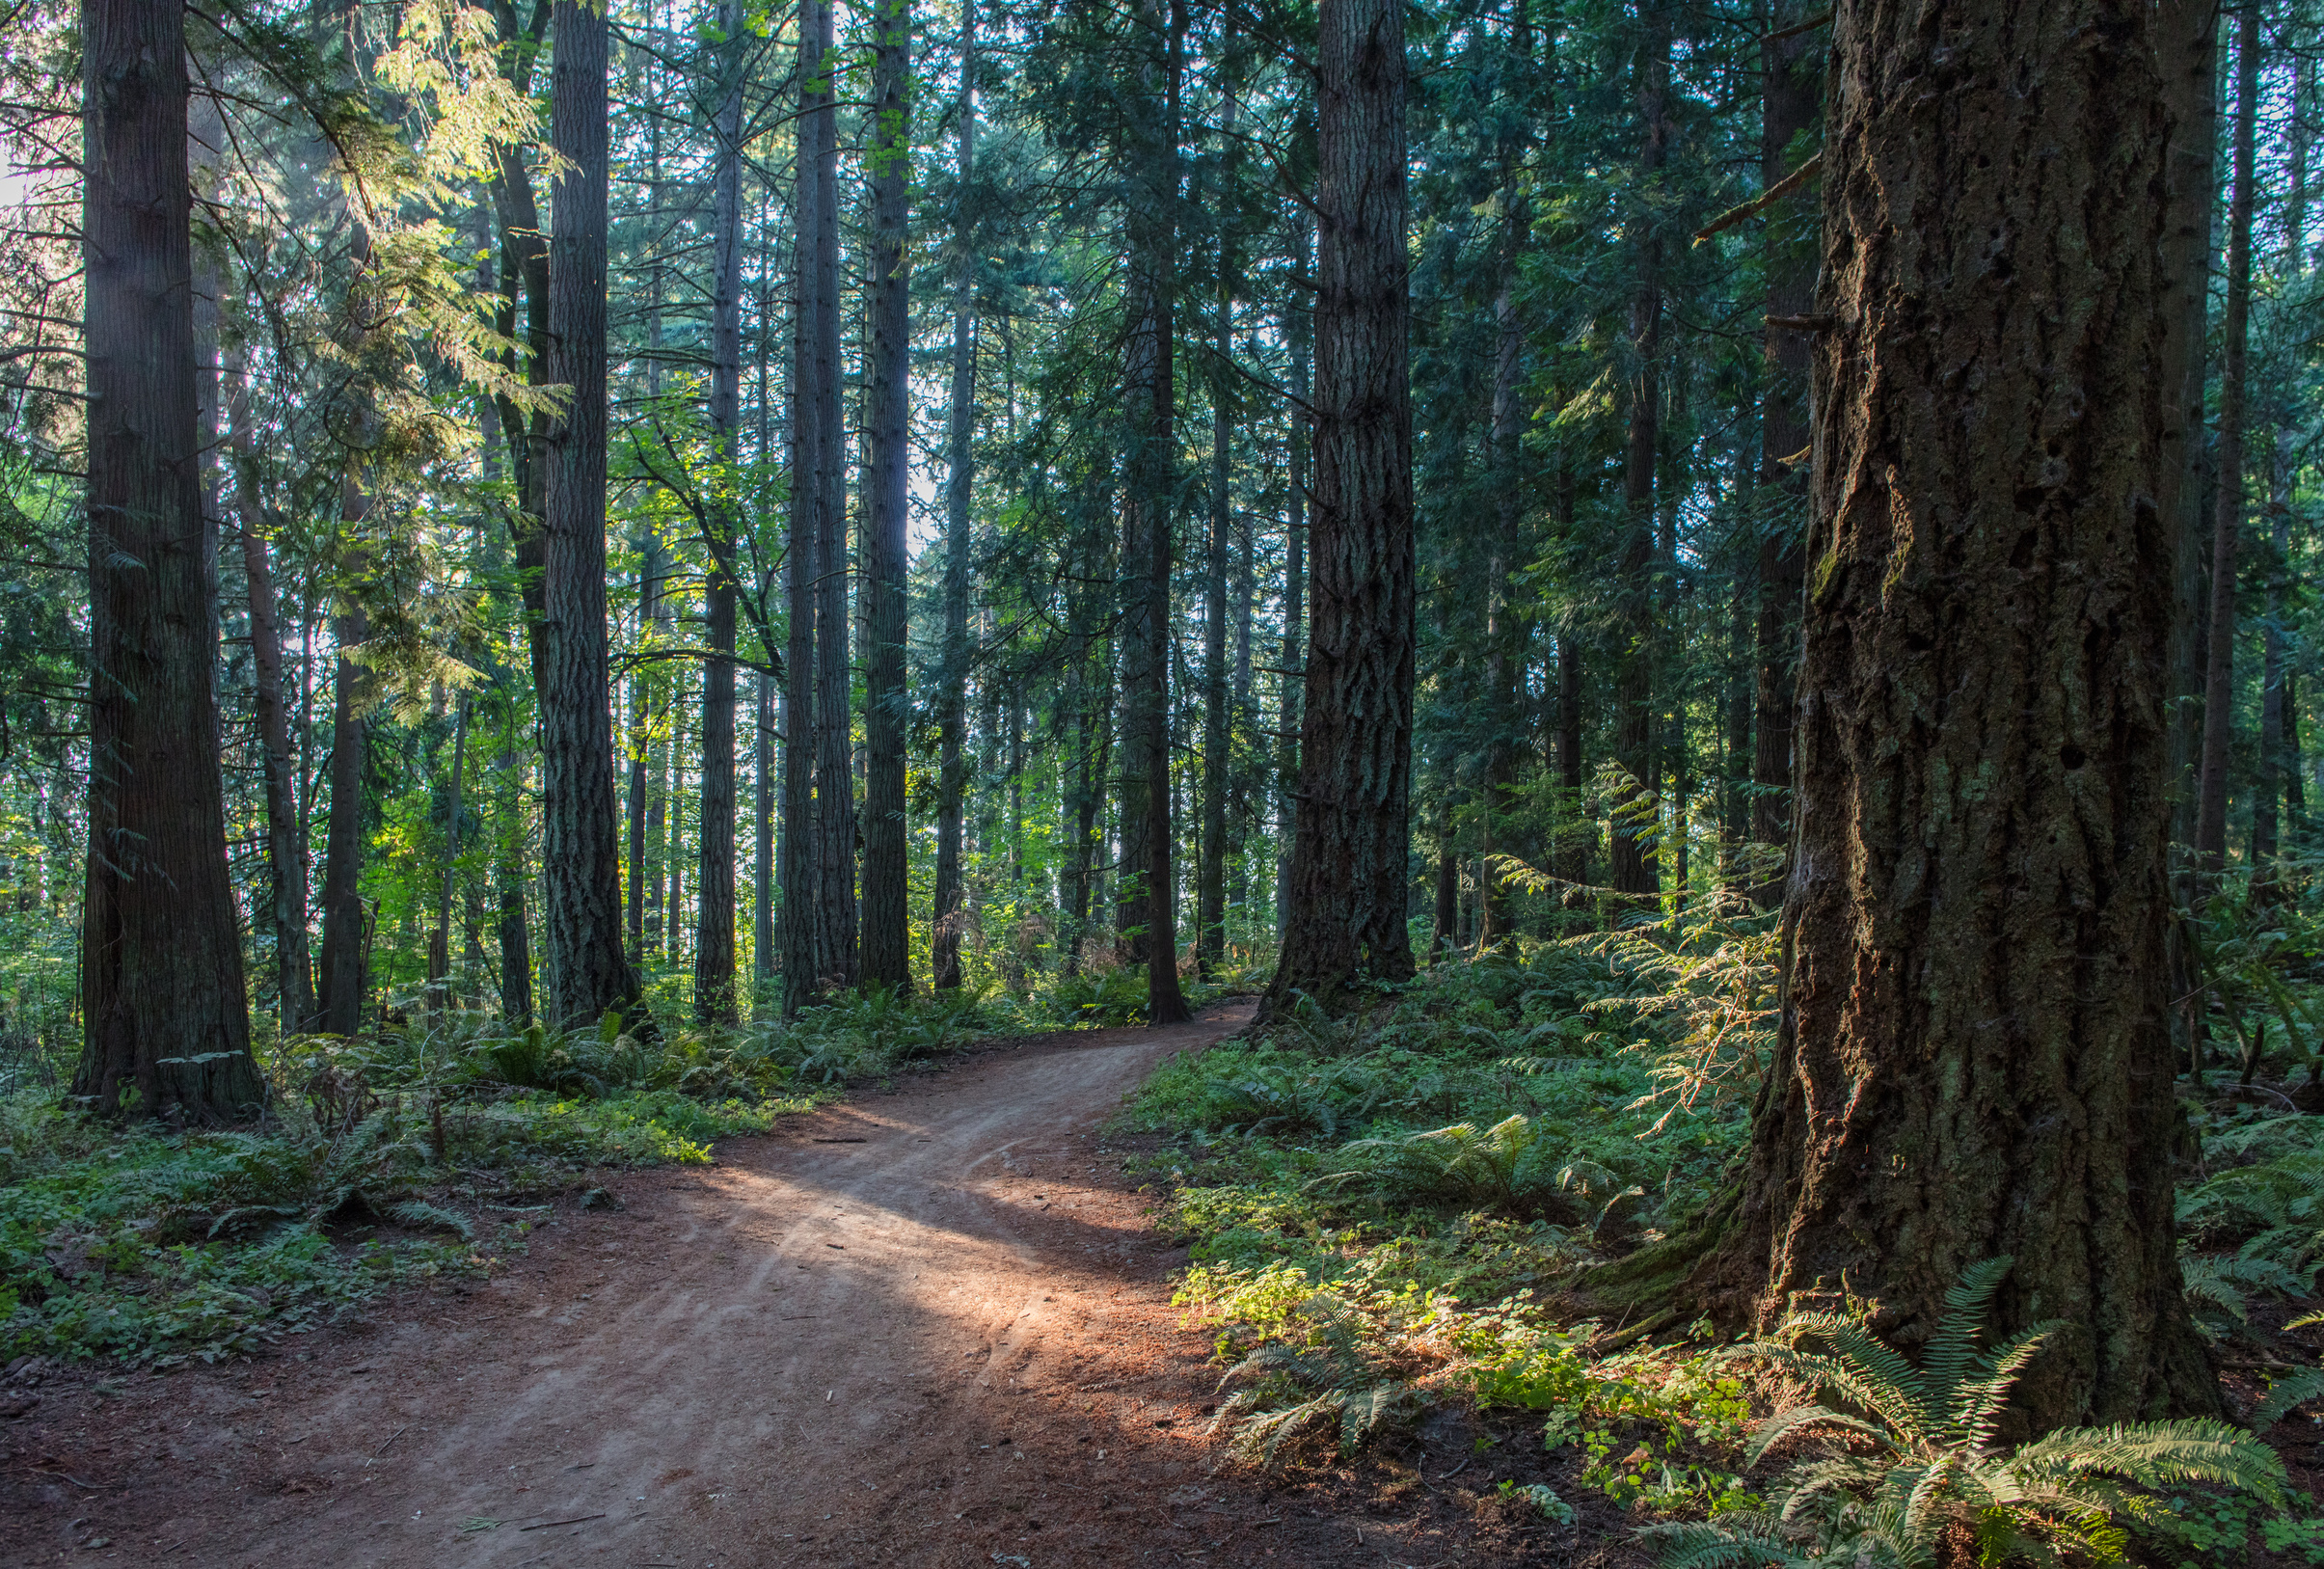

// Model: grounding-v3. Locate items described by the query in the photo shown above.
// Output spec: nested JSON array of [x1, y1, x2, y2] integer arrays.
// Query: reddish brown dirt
[[0, 1005, 1624, 1568]]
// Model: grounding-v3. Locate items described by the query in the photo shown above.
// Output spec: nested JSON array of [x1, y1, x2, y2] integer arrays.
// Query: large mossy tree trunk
[[75, 0, 262, 1116], [1262, 0, 1415, 1018], [1695, 0, 2216, 1428]]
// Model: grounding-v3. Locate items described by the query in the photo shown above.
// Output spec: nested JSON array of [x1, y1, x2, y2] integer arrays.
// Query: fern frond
[[389, 1199, 474, 1241], [2009, 1419, 2286, 1508], [2251, 1367, 2324, 1428], [1743, 1403, 1884, 1468], [1951, 1322, 2060, 1449], [1635, 1514, 1814, 1568]]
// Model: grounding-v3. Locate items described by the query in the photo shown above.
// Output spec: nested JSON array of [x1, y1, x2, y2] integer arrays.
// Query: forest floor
[[0, 1001, 1610, 1569]]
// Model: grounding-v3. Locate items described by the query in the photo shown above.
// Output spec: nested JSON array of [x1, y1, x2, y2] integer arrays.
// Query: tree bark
[[1276, 215, 1311, 940], [312, 529, 370, 1036], [1262, 0, 1415, 1018], [1198, 72, 1236, 977], [1697, 0, 2215, 1428], [225, 338, 314, 1034], [1119, 0, 1193, 1025], [540, 0, 642, 1030], [691, 0, 745, 1022], [429, 694, 469, 1008], [1609, 15, 1668, 903], [1751, 0, 1819, 909], [860, 0, 914, 992], [2195, 2, 2259, 879], [2255, 55, 2307, 897], [932, 1, 977, 993], [75, 0, 262, 1116]]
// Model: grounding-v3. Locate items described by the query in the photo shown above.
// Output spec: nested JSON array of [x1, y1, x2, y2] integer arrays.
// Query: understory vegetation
[[0, 982, 1125, 1368], [1128, 906, 2324, 1565]]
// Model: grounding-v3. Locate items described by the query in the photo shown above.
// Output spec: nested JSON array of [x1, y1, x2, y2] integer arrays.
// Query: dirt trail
[[2, 1002, 1527, 1567]]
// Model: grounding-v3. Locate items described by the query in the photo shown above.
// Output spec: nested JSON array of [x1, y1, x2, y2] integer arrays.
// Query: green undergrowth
[[1128, 917, 2324, 1559], [1127, 919, 1776, 1516], [0, 987, 1015, 1367]]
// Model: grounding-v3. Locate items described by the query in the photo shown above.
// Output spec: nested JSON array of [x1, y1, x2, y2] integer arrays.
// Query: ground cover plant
[[1130, 911, 2324, 1563]]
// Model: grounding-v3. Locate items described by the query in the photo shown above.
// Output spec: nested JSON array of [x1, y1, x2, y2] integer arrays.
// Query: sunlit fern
[[1209, 1331, 1416, 1470], [1638, 1258, 2287, 1568]]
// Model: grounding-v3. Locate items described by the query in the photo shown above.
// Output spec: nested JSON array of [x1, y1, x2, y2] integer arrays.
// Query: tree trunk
[[1751, 0, 1819, 909], [2195, 2, 2259, 879], [540, 0, 641, 1030], [1262, 0, 1416, 1017], [860, 0, 913, 992], [932, 5, 977, 993], [2157, 0, 2218, 1069], [1276, 215, 1311, 941], [1697, 0, 2215, 1429], [313, 574, 370, 1034], [225, 338, 314, 1034], [782, 0, 830, 1014], [75, 0, 262, 1115], [1198, 78, 1235, 977], [693, 0, 744, 1022], [2255, 56, 2307, 899], [1120, 0, 1193, 1026], [1609, 16, 1668, 903], [429, 694, 469, 1008]]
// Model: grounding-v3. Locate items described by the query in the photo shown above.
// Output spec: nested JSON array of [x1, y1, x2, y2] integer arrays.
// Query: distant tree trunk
[[2196, 3, 2259, 879], [801, 0, 856, 999], [1263, 0, 1415, 1017], [754, 669, 775, 1001], [493, 686, 533, 1022], [932, 0, 976, 993], [781, 0, 831, 1014], [225, 338, 313, 1034], [2255, 56, 2308, 898], [1479, 286, 1523, 947], [627, 550, 661, 959], [75, 0, 262, 1116], [1198, 74, 1236, 977], [1120, 0, 1194, 1025], [540, 0, 641, 1030], [1276, 215, 1311, 940], [429, 694, 469, 1007], [489, 0, 553, 696], [1697, 0, 2215, 1428], [860, 0, 913, 992], [313, 566, 370, 1035], [1609, 16, 1668, 903], [1751, 0, 1818, 909], [693, 0, 745, 1023]]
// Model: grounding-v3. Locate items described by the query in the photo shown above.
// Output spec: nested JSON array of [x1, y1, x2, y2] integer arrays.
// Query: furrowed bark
[[1262, 0, 1416, 1017], [1698, 0, 2215, 1428], [75, 0, 262, 1116]]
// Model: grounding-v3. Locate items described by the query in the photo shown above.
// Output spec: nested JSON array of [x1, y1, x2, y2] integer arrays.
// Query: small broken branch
[[1693, 152, 1823, 245]]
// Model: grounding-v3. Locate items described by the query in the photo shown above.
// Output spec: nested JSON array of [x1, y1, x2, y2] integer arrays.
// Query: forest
[[8, 0, 2324, 1562]]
